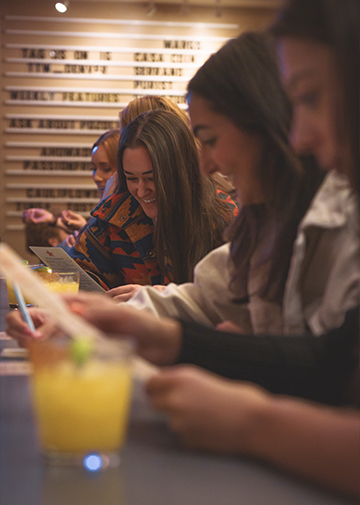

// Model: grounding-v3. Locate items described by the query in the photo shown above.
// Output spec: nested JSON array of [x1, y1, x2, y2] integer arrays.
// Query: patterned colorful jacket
[[68, 188, 238, 290], [68, 191, 166, 289]]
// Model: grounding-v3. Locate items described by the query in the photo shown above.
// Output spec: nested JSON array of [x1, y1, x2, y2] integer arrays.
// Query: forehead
[[91, 144, 108, 160], [188, 94, 229, 133], [123, 146, 153, 173], [277, 38, 335, 89]]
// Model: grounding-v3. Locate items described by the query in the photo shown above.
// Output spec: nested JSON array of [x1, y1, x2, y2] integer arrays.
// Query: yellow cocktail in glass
[[41, 272, 80, 295], [7, 267, 80, 308], [28, 336, 133, 465]]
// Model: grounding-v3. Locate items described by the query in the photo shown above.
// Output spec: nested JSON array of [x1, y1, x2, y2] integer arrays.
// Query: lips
[[143, 198, 156, 203]]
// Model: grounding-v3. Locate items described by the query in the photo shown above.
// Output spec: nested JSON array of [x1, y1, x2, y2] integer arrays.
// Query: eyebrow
[[192, 125, 209, 137], [123, 169, 153, 175], [286, 68, 317, 91]]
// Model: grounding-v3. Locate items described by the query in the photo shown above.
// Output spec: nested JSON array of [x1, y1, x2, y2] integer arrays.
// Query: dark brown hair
[[187, 31, 324, 302], [271, 0, 360, 195], [25, 217, 70, 250], [118, 109, 233, 283], [119, 95, 237, 202]]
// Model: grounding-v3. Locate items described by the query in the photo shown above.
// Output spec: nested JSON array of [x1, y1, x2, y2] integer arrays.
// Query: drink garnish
[[70, 337, 94, 366]]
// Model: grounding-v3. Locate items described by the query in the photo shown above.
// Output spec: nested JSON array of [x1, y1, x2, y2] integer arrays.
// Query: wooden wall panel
[[0, 0, 276, 260]]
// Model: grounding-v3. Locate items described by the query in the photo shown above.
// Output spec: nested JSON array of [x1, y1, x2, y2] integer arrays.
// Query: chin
[[144, 211, 157, 220], [141, 207, 157, 220]]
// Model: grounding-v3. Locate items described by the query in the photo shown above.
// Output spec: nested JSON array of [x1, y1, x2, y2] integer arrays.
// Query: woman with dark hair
[[68, 109, 235, 289], [122, 30, 357, 339]]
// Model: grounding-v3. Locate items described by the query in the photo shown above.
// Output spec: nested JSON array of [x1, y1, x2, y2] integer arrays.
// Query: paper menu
[[29, 246, 105, 292]]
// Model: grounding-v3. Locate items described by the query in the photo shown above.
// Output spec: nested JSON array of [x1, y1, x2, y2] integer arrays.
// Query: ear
[[47, 237, 59, 247]]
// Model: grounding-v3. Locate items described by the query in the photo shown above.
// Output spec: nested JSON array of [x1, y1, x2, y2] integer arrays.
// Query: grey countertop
[[0, 277, 356, 505]]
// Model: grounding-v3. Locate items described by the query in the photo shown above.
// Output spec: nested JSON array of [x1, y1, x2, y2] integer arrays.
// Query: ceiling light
[[55, 1, 69, 13]]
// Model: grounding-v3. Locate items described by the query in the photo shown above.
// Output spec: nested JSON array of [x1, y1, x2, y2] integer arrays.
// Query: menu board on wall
[[2, 14, 238, 235]]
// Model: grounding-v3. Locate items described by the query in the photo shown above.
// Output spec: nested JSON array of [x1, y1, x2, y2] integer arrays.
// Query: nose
[[199, 147, 218, 176], [290, 109, 316, 156], [137, 179, 152, 198], [93, 168, 104, 183]]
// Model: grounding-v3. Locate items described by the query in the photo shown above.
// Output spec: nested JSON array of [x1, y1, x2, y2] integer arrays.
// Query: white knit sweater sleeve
[[125, 243, 253, 332]]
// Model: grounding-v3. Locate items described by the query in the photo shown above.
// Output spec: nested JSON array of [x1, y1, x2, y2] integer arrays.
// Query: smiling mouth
[[143, 198, 156, 203]]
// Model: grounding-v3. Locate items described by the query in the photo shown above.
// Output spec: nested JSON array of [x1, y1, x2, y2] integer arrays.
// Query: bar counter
[[0, 278, 356, 505]]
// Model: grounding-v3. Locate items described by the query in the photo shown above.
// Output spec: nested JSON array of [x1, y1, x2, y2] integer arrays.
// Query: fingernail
[[32, 331, 43, 339]]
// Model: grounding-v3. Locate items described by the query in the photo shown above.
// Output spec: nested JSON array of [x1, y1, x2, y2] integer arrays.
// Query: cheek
[[103, 170, 114, 182], [126, 182, 136, 197]]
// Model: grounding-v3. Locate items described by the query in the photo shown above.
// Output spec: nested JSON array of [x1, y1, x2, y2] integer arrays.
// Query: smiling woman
[[117, 109, 236, 285], [68, 109, 237, 289], [122, 146, 157, 220]]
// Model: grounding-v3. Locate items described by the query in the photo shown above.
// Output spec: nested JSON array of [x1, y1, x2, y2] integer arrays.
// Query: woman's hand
[[60, 210, 87, 230], [63, 231, 79, 248], [146, 365, 270, 454], [106, 284, 143, 302], [62, 292, 182, 365], [215, 320, 244, 333], [106, 284, 167, 303], [5, 308, 56, 347], [22, 208, 54, 224]]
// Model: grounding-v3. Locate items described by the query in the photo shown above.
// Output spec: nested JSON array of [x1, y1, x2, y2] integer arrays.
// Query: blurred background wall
[[0, 0, 280, 260]]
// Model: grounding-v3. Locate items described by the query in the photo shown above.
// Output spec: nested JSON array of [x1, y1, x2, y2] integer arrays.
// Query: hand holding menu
[[30, 247, 105, 292]]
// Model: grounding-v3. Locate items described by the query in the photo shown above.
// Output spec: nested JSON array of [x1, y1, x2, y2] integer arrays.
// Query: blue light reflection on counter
[[83, 453, 103, 472]]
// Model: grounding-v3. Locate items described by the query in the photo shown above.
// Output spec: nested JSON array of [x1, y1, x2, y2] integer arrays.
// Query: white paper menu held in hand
[[30, 246, 105, 292]]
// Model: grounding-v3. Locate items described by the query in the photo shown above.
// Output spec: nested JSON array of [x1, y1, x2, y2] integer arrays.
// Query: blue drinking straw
[[12, 282, 36, 333]]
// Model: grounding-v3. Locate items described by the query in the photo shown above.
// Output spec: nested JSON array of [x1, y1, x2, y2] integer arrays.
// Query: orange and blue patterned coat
[[68, 188, 238, 290], [68, 190, 166, 290]]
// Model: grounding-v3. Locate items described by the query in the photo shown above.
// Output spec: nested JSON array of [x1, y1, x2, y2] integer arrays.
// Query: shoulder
[[194, 243, 231, 273], [299, 170, 359, 231], [91, 191, 144, 226]]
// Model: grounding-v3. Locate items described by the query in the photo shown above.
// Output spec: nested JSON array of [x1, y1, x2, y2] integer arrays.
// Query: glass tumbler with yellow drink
[[38, 271, 80, 295], [28, 333, 134, 467], [6, 264, 80, 309], [7, 265, 80, 308]]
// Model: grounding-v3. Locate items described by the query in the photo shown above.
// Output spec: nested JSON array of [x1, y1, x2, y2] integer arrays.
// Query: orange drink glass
[[28, 335, 133, 467]]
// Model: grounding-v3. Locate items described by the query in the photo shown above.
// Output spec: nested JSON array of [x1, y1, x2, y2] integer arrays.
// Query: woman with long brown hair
[[68, 108, 236, 288]]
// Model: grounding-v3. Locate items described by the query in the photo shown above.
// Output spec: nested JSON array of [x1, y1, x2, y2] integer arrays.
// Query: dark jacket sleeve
[[177, 306, 359, 406]]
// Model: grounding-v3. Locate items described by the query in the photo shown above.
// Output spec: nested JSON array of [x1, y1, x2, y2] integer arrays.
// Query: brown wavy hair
[[118, 109, 233, 283]]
